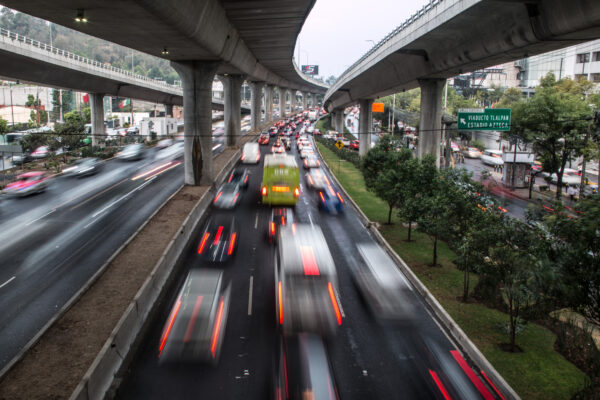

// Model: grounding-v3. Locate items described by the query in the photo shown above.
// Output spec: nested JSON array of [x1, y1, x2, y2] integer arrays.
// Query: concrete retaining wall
[[315, 142, 520, 400]]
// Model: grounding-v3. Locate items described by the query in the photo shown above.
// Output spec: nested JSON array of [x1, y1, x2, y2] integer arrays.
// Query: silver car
[[117, 143, 145, 161], [213, 182, 242, 209], [63, 157, 103, 177]]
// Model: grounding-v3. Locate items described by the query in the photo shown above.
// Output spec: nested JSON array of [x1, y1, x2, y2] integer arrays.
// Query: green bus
[[261, 154, 300, 206]]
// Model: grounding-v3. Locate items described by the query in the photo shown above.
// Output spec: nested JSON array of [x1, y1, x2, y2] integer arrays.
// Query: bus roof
[[264, 154, 298, 168]]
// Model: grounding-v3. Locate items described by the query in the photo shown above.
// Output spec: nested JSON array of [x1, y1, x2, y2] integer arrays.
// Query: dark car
[[268, 207, 295, 243], [228, 168, 249, 189], [158, 269, 231, 364], [317, 185, 344, 214], [197, 215, 238, 262], [63, 157, 103, 177]]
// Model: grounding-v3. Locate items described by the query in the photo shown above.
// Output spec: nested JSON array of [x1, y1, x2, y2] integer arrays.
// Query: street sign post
[[335, 140, 344, 149], [458, 108, 511, 131]]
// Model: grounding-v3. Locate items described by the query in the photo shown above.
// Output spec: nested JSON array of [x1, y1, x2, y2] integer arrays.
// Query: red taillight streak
[[300, 246, 320, 276], [450, 350, 494, 400], [327, 282, 342, 325], [198, 232, 210, 254], [158, 299, 182, 356], [244, 175, 248, 184], [294, 187, 300, 197], [429, 370, 452, 400], [214, 192, 222, 204], [319, 192, 325, 203], [228, 233, 237, 255], [270, 222, 276, 236], [281, 216, 285, 226], [233, 193, 239, 203], [308, 175, 314, 185], [480, 370, 506, 400], [183, 296, 204, 343], [337, 192, 344, 204], [213, 226, 224, 245], [262, 186, 267, 196], [228, 174, 233, 182], [210, 298, 225, 358], [278, 281, 284, 324]]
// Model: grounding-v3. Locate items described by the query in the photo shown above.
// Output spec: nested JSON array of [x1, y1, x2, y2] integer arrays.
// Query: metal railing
[[335, 0, 445, 83], [0, 27, 182, 90]]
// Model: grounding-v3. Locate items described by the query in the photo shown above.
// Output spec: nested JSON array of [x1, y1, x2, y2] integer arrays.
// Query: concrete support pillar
[[171, 60, 220, 186], [281, 88, 288, 118], [417, 78, 445, 167], [249, 81, 265, 132], [359, 99, 373, 156], [264, 85, 274, 123], [290, 90, 297, 114], [333, 109, 344, 133], [89, 92, 104, 147], [302, 92, 308, 110], [220, 74, 245, 148], [165, 104, 174, 117]]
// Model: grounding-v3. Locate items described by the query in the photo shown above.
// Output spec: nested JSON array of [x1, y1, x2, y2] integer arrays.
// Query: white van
[[241, 142, 260, 164]]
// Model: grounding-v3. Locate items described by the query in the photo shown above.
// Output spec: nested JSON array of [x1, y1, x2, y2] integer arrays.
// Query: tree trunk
[[509, 296, 516, 352], [407, 220, 412, 241], [432, 235, 438, 266], [387, 204, 393, 224], [462, 260, 470, 302]]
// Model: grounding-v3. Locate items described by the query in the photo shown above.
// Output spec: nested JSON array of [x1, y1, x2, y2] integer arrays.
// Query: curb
[[314, 142, 520, 400], [69, 147, 243, 400]]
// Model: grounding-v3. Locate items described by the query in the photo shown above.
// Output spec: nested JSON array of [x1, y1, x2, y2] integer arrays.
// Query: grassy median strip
[[317, 143, 586, 400]]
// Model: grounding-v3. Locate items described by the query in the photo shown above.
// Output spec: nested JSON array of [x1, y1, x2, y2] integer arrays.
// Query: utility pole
[[511, 135, 518, 190], [9, 82, 14, 127], [391, 93, 396, 135], [579, 117, 593, 200]]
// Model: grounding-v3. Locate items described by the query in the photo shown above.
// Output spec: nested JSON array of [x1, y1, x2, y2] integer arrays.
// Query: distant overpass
[[0, 27, 251, 112], [324, 0, 600, 160]]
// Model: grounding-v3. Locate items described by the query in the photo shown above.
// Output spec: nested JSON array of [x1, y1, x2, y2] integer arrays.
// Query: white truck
[[308, 110, 317, 121]]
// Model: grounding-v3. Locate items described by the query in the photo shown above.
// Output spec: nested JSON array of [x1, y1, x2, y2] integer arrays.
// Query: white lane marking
[[254, 212, 259, 230], [248, 276, 254, 316], [25, 209, 56, 226], [0, 276, 15, 289], [307, 212, 313, 226], [334, 286, 346, 318]]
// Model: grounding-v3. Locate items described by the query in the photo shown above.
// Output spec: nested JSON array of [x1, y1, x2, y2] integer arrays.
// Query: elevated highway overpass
[[323, 0, 600, 161]]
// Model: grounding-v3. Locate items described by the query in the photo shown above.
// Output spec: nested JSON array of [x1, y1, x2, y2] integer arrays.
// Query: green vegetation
[[316, 142, 588, 400]]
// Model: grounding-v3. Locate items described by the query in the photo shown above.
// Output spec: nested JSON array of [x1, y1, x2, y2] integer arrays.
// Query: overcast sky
[[295, 0, 430, 79]]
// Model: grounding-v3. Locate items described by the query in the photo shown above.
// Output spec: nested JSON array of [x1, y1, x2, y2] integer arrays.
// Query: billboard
[[301, 65, 319, 75]]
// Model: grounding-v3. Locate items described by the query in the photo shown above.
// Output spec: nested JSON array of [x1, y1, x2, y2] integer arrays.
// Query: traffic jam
[[146, 108, 507, 400]]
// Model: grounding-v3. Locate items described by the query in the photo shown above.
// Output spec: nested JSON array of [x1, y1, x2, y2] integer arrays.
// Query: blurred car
[[158, 269, 230, 364], [317, 185, 344, 214], [300, 149, 315, 159], [271, 144, 286, 154], [274, 334, 339, 400], [548, 168, 581, 186], [197, 215, 239, 262], [213, 182, 242, 209], [268, 207, 295, 243], [117, 143, 145, 161], [303, 156, 321, 169], [480, 149, 503, 167], [275, 224, 342, 336], [258, 134, 270, 145], [305, 168, 329, 190], [228, 168, 250, 189], [352, 243, 416, 322], [127, 126, 140, 135], [31, 146, 50, 160], [313, 129, 322, 136], [463, 147, 482, 158], [349, 140, 360, 151], [11, 152, 32, 164], [3, 171, 50, 197], [155, 141, 184, 161], [241, 142, 260, 164], [156, 138, 173, 149], [306, 126, 315, 134], [281, 137, 291, 151], [63, 157, 103, 177]]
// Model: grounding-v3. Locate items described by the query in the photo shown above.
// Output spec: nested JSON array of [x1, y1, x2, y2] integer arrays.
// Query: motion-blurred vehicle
[[213, 182, 242, 209], [259, 134, 270, 145], [480, 149, 503, 167], [281, 137, 291, 151], [547, 168, 582, 186], [127, 126, 140, 135], [228, 168, 250, 189], [305, 168, 329, 190], [268, 207, 295, 243], [63, 157, 103, 177], [31, 146, 50, 160], [463, 147, 482, 158], [349, 140, 360, 151], [197, 215, 239, 262], [303, 156, 321, 169], [158, 269, 230, 364], [241, 142, 260, 164], [11, 152, 32, 164], [156, 138, 173, 149], [313, 129, 322, 136], [300, 149, 315, 159], [272, 144, 286, 154], [117, 143, 145, 161], [155, 141, 184, 161], [3, 171, 50, 197], [261, 154, 300, 206], [275, 224, 342, 336], [352, 243, 416, 322], [317, 185, 344, 214], [274, 333, 339, 400]]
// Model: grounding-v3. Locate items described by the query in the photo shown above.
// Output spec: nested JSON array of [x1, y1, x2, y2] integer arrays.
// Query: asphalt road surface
[[116, 124, 504, 399]]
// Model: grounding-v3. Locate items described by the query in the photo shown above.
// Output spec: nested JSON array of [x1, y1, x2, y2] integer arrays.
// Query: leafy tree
[[510, 72, 590, 199], [0, 118, 8, 135], [361, 135, 406, 224], [82, 107, 91, 123], [54, 116, 85, 159], [29, 109, 48, 126], [25, 94, 41, 107], [495, 87, 523, 109], [50, 89, 74, 121]]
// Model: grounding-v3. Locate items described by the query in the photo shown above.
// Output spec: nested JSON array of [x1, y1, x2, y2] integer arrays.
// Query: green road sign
[[458, 108, 511, 131], [335, 140, 344, 149]]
